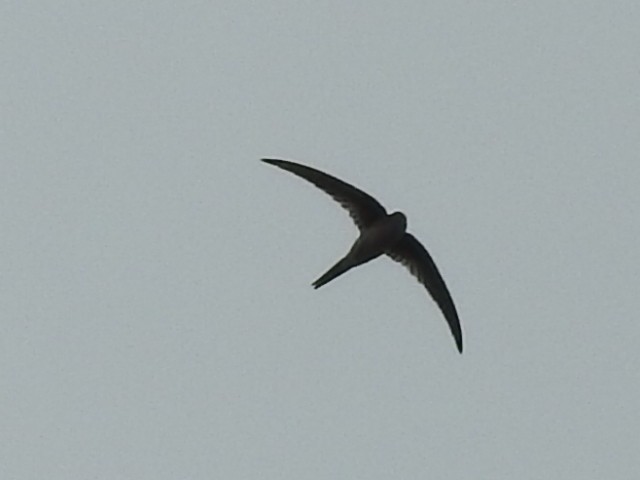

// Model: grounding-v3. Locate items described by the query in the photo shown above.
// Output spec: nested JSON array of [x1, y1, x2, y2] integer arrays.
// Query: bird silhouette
[[262, 158, 463, 353]]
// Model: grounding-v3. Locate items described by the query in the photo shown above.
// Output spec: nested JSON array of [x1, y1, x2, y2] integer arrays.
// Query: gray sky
[[2, 1, 639, 478]]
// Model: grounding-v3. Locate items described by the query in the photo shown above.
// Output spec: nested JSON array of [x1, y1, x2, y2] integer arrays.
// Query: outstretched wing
[[386, 233, 463, 353], [261, 159, 387, 230]]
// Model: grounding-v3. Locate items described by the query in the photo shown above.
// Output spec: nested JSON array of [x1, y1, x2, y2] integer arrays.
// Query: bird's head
[[389, 211, 407, 232]]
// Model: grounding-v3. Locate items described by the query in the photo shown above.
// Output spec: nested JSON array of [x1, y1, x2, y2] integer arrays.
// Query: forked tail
[[312, 256, 353, 289]]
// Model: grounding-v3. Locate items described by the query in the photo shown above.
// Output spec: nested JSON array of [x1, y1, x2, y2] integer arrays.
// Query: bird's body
[[262, 158, 463, 353], [313, 212, 407, 288]]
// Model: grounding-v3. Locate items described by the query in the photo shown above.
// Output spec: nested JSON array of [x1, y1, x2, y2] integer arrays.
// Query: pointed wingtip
[[456, 338, 463, 354], [261, 158, 280, 165]]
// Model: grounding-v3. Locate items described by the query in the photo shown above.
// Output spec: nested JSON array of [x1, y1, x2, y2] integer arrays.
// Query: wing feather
[[386, 233, 463, 353], [262, 159, 387, 230]]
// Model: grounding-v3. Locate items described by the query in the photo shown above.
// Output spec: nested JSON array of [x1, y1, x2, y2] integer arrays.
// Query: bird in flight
[[262, 158, 463, 353]]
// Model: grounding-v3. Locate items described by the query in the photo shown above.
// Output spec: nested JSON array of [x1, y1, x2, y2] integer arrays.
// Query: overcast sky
[[2, 1, 639, 479]]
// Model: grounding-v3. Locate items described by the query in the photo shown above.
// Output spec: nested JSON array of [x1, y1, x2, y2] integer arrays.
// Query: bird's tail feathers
[[312, 257, 353, 289]]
